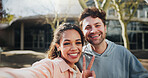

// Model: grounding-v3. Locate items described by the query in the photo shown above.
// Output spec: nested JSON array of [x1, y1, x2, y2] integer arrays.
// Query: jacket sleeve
[[0, 59, 54, 78]]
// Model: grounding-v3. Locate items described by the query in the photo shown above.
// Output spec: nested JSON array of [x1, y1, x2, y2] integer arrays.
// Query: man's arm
[[129, 54, 148, 78]]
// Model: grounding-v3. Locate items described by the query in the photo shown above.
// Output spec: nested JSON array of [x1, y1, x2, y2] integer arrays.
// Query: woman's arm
[[0, 59, 53, 78]]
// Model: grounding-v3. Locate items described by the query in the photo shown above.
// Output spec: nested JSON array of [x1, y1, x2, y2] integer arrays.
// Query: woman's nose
[[71, 44, 77, 50]]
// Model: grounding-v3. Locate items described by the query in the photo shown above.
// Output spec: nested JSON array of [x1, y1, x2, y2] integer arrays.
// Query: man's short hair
[[79, 7, 106, 27]]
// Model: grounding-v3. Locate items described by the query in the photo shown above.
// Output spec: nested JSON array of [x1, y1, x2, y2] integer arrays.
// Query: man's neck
[[91, 40, 107, 54]]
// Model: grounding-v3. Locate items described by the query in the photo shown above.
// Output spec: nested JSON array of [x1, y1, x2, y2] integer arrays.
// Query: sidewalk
[[140, 59, 148, 70], [0, 50, 46, 68]]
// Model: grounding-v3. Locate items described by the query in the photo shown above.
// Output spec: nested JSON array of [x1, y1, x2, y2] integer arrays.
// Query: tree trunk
[[112, 0, 130, 50], [101, 0, 111, 12], [120, 21, 130, 49]]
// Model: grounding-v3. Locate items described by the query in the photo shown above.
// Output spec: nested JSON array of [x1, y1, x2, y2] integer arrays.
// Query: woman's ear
[[55, 43, 60, 51]]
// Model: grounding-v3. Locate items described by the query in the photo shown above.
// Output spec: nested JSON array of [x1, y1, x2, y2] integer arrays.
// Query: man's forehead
[[82, 17, 102, 26]]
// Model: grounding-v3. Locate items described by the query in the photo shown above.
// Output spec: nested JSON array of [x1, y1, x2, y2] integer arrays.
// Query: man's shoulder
[[82, 44, 93, 55], [106, 39, 127, 49], [105, 39, 132, 55]]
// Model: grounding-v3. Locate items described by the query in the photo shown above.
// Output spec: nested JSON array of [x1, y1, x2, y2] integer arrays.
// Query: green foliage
[[0, 14, 14, 23]]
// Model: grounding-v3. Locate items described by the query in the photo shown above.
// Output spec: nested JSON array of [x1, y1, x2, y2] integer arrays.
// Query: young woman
[[0, 23, 95, 78]]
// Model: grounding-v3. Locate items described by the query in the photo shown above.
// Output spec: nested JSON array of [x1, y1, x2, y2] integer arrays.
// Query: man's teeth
[[92, 35, 99, 38], [69, 53, 78, 56], [91, 34, 101, 38], [92, 36, 98, 38]]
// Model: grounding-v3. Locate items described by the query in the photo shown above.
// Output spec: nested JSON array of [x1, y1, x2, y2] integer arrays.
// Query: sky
[[2, 0, 82, 17], [145, 0, 148, 3]]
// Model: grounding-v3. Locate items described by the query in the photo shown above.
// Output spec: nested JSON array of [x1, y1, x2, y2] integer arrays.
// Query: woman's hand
[[82, 55, 96, 78]]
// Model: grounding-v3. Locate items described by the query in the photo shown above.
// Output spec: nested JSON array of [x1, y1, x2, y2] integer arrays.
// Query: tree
[[45, 13, 68, 31], [0, 14, 14, 24], [78, 0, 111, 12], [44, 0, 77, 31], [111, 0, 139, 49]]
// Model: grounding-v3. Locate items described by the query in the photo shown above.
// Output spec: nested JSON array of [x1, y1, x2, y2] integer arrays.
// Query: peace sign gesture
[[82, 55, 96, 78]]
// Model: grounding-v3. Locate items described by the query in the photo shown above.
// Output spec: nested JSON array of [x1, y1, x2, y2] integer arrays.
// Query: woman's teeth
[[69, 53, 78, 56]]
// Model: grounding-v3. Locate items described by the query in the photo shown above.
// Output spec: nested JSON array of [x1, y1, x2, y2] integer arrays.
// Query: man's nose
[[90, 26, 98, 33]]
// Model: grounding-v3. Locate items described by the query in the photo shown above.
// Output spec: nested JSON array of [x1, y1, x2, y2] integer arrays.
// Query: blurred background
[[0, 0, 148, 69]]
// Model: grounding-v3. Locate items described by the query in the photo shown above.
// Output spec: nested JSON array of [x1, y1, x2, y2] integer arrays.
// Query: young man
[[77, 7, 148, 78]]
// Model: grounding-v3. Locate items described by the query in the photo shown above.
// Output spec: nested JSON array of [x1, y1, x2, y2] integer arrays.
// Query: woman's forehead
[[60, 29, 81, 41]]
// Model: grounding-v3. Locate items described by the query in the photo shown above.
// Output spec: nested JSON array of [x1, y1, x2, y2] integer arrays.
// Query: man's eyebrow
[[94, 22, 101, 25]]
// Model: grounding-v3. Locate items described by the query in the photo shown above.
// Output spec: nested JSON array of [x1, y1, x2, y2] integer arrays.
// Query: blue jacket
[[77, 39, 148, 78]]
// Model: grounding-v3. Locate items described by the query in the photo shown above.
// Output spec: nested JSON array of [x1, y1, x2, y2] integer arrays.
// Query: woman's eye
[[76, 42, 82, 44], [64, 43, 70, 45], [96, 25, 100, 27]]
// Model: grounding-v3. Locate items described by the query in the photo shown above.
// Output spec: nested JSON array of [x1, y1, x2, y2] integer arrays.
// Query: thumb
[[82, 71, 85, 78]]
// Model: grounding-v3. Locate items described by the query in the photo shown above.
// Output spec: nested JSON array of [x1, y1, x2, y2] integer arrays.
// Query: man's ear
[[55, 43, 60, 51], [105, 25, 107, 33]]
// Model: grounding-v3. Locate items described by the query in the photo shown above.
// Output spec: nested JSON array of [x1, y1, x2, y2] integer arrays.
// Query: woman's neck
[[67, 62, 75, 69], [62, 57, 75, 69]]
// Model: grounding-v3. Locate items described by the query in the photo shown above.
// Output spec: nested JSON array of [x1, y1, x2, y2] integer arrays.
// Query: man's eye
[[76, 42, 82, 44], [64, 43, 70, 45], [85, 26, 91, 30]]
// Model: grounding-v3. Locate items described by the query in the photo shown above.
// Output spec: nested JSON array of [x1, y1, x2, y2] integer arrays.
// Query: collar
[[54, 57, 81, 74], [82, 39, 115, 57]]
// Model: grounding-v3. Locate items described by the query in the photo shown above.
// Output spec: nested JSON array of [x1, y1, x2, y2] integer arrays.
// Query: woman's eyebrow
[[76, 39, 81, 41], [63, 39, 81, 41], [64, 39, 70, 41]]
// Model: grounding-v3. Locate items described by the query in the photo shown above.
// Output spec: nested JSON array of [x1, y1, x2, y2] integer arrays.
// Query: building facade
[[0, 0, 147, 52], [106, 1, 148, 51]]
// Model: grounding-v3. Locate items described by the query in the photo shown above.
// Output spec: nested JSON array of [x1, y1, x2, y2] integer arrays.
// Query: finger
[[83, 55, 86, 71], [87, 55, 95, 70], [92, 71, 96, 78]]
